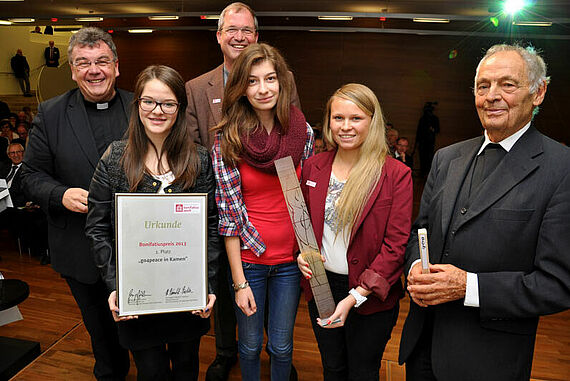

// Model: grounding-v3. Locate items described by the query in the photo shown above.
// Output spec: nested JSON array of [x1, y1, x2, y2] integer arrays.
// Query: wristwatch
[[232, 281, 249, 291], [349, 288, 367, 308]]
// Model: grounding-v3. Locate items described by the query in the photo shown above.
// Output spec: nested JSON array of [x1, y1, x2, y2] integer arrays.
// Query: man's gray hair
[[7, 142, 24, 155], [217, 2, 258, 31], [68, 27, 118, 63], [474, 43, 550, 95]]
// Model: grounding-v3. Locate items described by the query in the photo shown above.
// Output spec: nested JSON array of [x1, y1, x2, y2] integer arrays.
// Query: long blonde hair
[[211, 43, 293, 165], [322, 83, 388, 235]]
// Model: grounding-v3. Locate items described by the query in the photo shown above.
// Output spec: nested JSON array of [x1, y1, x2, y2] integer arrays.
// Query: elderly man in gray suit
[[184, 3, 301, 380], [398, 44, 570, 381]]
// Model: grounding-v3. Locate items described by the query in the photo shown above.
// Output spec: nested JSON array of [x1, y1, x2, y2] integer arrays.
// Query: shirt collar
[[477, 121, 531, 155]]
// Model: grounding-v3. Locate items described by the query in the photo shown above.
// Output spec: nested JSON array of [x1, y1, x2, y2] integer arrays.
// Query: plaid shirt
[[212, 123, 314, 256]]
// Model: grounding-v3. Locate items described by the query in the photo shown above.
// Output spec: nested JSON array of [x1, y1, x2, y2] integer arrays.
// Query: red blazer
[[300, 150, 413, 315]]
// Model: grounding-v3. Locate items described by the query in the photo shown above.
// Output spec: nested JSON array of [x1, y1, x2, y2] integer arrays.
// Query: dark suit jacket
[[21, 88, 132, 284], [300, 151, 413, 315], [395, 152, 413, 169], [44, 46, 60, 67], [1, 163, 25, 207], [398, 126, 570, 380], [185, 64, 302, 150]]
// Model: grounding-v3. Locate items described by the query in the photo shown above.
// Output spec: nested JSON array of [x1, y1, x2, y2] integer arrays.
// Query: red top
[[238, 161, 300, 265]]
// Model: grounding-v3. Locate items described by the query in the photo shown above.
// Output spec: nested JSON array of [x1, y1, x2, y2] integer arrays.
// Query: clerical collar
[[84, 92, 118, 111]]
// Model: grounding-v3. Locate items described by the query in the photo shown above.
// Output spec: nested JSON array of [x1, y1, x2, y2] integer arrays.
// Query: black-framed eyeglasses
[[7, 150, 24, 156], [138, 98, 179, 114], [72, 58, 115, 70], [222, 27, 255, 37]]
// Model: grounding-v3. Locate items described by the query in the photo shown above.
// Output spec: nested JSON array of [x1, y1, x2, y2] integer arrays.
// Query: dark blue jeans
[[308, 271, 399, 381], [232, 261, 301, 381]]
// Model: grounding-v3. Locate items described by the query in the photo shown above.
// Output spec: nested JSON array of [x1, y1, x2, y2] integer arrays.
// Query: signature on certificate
[[165, 285, 193, 296], [127, 289, 150, 305]]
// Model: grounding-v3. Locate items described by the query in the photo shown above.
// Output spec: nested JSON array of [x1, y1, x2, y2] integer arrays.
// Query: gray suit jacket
[[185, 64, 302, 151], [398, 126, 570, 380], [21, 88, 132, 283]]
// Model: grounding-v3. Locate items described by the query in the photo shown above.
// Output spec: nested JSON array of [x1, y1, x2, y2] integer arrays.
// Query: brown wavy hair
[[121, 65, 200, 191], [212, 43, 293, 165]]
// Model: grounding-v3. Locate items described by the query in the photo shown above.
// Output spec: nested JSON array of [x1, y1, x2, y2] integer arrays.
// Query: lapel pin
[[306, 180, 316, 188]]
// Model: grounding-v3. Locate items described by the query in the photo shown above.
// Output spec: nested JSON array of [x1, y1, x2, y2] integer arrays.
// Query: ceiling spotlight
[[75, 17, 104, 22], [503, 0, 526, 15], [9, 18, 35, 23], [413, 18, 450, 23], [318, 16, 353, 21], [128, 29, 154, 34], [513, 20, 552, 26], [148, 16, 179, 21]]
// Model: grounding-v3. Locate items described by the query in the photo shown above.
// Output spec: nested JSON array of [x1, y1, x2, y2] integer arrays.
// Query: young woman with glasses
[[86, 65, 220, 380], [211, 43, 313, 381]]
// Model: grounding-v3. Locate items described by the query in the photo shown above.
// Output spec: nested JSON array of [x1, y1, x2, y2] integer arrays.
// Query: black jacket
[[10, 54, 30, 78], [86, 140, 220, 295], [21, 88, 132, 283], [1, 163, 25, 207]]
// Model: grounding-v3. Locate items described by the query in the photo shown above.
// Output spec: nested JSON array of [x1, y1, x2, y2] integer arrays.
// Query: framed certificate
[[115, 193, 208, 316]]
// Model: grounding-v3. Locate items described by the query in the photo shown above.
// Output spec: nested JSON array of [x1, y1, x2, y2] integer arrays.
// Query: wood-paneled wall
[[113, 30, 570, 149]]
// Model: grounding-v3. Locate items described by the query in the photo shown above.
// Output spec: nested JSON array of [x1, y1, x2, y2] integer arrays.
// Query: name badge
[[212, 98, 221, 104], [305, 180, 316, 188]]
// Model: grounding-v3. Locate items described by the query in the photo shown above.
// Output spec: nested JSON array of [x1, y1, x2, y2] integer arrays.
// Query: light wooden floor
[[1, 235, 568, 380]]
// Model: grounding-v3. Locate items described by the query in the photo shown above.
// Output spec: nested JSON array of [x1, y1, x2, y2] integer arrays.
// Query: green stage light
[[490, 16, 499, 27], [504, 0, 526, 15]]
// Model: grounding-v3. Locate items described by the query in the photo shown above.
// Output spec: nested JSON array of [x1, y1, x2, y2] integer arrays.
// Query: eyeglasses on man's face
[[138, 98, 179, 114], [72, 58, 115, 70], [8, 150, 24, 156], [221, 27, 255, 37]]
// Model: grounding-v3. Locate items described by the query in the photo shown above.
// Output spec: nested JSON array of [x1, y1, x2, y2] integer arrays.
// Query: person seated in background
[[0, 142, 49, 263], [22, 106, 35, 123], [1, 119, 18, 143], [314, 137, 327, 154], [8, 113, 18, 128], [1, 143, 25, 205], [395, 137, 413, 169], [13, 122, 30, 147], [17, 111, 30, 123], [386, 127, 399, 157]]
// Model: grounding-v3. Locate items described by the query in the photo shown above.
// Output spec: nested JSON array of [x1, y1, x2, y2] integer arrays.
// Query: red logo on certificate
[[174, 202, 201, 214]]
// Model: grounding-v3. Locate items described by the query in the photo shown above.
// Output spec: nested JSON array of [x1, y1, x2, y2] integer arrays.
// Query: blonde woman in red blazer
[[299, 83, 413, 381]]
